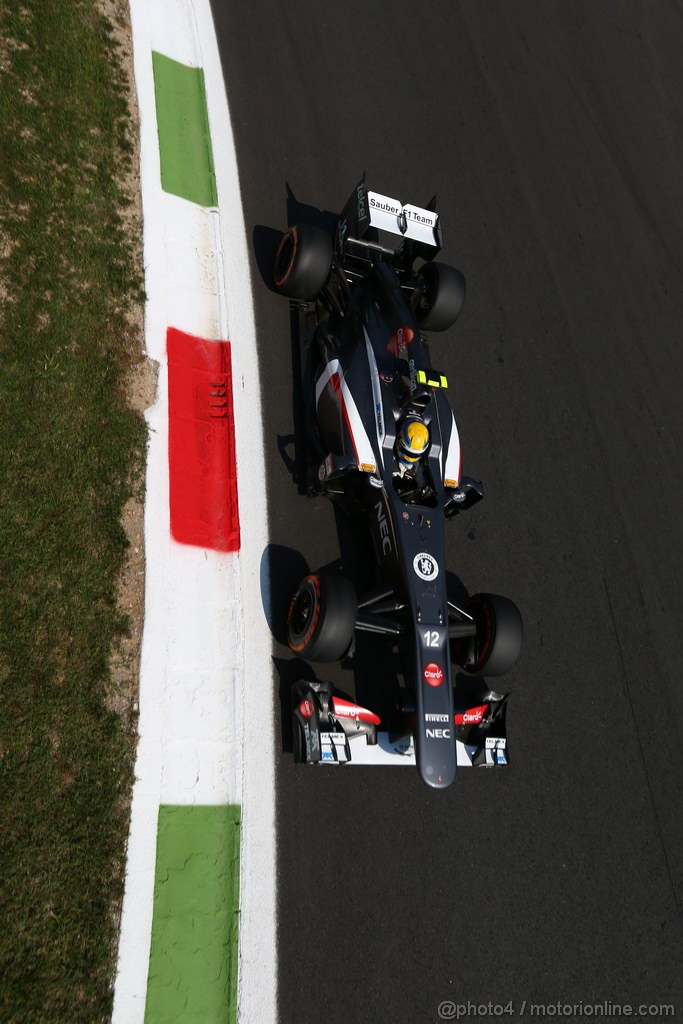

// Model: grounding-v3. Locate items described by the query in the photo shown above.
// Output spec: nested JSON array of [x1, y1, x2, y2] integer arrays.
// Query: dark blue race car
[[273, 177, 522, 790]]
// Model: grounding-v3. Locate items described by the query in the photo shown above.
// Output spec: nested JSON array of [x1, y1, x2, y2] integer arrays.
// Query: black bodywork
[[287, 178, 494, 789]]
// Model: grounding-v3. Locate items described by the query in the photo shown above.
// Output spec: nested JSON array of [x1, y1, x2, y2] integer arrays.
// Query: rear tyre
[[452, 592, 523, 677], [286, 573, 357, 662], [415, 262, 466, 332], [273, 223, 333, 300]]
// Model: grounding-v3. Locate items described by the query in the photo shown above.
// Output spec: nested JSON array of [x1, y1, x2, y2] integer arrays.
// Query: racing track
[[209, 2, 683, 1021]]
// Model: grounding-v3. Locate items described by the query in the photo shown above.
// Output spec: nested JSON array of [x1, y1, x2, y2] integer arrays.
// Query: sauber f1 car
[[273, 177, 522, 790]]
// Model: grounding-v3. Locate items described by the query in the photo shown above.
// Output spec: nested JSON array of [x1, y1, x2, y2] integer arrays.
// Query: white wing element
[[320, 733, 507, 767], [315, 359, 377, 472], [363, 328, 385, 468], [367, 191, 439, 247], [443, 411, 461, 488]]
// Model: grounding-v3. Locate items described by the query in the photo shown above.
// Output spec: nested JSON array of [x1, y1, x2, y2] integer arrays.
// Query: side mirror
[[445, 476, 484, 518]]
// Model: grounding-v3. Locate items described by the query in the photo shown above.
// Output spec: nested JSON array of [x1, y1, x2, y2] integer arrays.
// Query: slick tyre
[[273, 223, 333, 300], [287, 573, 357, 662], [415, 262, 466, 332], [453, 592, 523, 678]]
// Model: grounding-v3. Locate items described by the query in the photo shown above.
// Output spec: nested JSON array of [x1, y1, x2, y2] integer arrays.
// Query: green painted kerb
[[144, 805, 240, 1024], [151, 52, 218, 207]]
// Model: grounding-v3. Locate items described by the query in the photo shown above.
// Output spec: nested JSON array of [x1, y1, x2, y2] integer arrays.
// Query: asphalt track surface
[[209, 2, 683, 1021]]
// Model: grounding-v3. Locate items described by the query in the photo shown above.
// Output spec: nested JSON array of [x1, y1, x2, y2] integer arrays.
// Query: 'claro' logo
[[423, 663, 444, 687], [299, 699, 314, 719]]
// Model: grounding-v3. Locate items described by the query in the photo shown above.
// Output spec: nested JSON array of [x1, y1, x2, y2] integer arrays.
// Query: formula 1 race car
[[273, 177, 522, 789]]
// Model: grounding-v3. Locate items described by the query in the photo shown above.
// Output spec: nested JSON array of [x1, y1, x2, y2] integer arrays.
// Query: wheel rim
[[417, 269, 435, 314], [418, 285, 433, 313], [289, 583, 314, 641]]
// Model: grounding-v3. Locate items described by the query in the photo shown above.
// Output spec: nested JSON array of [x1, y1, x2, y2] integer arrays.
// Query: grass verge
[[0, 1, 146, 1020]]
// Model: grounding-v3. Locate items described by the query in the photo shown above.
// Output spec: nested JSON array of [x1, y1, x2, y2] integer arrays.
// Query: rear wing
[[367, 191, 440, 247], [336, 175, 442, 261]]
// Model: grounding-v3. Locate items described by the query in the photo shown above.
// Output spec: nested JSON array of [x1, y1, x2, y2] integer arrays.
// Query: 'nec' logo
[[425, 728, 452, 740], [375, 501, 391, 554]]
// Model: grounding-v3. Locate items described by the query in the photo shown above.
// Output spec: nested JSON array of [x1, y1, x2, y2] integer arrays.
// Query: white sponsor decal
[[334, 702, 370, 719], [403, 205, 437, 227], [375, 500, 392, 555], [320, 733, 349, 762], [425, 713, 450, 723], [402, 204, 438, 246], [425, 727, 452, 740], [366, 191, 439, 246], [423, 629, 441, 647], [485, 736, 507, 766], [368, 192, 403, 216], [413, 552, 439, 581]]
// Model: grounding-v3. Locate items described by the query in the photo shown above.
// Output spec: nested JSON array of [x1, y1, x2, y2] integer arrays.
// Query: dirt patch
[[97, 0, 159, 730], [108, 350, 159, 724]]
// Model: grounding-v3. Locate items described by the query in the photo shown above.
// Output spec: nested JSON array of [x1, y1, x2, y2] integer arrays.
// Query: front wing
[[293, 681, 509, 769]]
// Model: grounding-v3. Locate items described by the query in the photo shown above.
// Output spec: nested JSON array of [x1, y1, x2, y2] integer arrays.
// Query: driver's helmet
[[396, 417, 430, 468]]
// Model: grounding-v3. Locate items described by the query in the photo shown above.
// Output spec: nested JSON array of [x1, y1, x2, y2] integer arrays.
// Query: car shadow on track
[[260, 542, 349, 756]]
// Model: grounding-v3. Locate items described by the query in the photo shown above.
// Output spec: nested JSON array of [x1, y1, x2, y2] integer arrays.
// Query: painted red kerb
[[167, 327, 240, 552]]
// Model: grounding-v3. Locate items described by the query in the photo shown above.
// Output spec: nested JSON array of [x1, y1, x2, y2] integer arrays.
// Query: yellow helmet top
[[397, 418, 430, 465]]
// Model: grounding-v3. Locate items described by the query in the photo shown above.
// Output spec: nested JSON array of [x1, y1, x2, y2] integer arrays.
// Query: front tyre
[[273, 223, 333, 300], [414, 262, 466, 332], [453, 592, 523, 677], [286, 573, 357, 662]]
